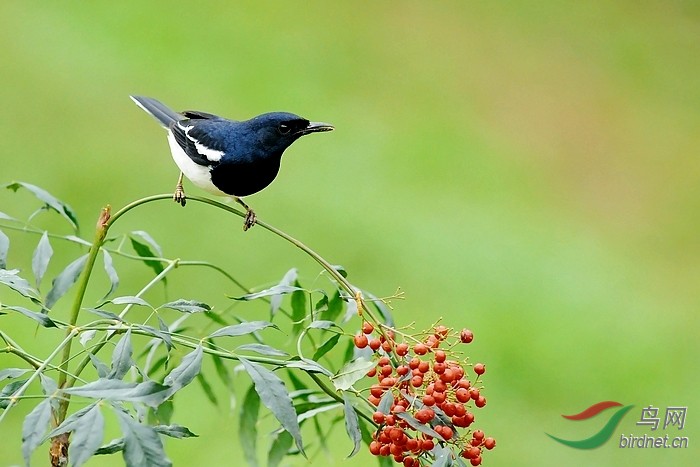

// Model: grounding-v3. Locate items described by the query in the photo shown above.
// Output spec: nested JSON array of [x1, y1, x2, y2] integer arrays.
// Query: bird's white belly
[[167, 131, 227, 196]]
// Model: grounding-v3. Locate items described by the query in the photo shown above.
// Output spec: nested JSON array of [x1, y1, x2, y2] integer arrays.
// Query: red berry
[[396, 343, 409, 356], [369, 338, 381, 351], [439, 369, 454, 383], [483, 437, 496, 450], [441, 426, 454, 440], [354, 334, 368, 348], [418, 360, 430, 373], [414, 343, 428, 355], [406, 438, 419, 451], [457, 379, 471, 390], [368, 395, 380, 406], [370, 385, 384, 398], [469, 388, 480, 400], [366, 367, 377, 377], [434, 350, 447, 363], [433, 391, 446, 404], [396, 365, 409, 376], [455, 388, 470, 403], [475, 396, 487, 408], [442, 402, 456, 416], [362, 322, 375, 334], [403, 457, 415, 467], [380, 377, 396, 387], [460, 329, 474, 343], [432, 362, 446, 374], [472, 429, 484, 440], [454, 403, 466, 417], [422, 439, 435, 450], [434, 325, 449, 339], [422, 394, 435, 406], [425, 335, 440, 349], [470, 456, 482, 466], [385, 414, 396, 426], [409, 357, 420, 369], [373, 411, 386, 424], [473, 363, 486, 375], [411, 375, 423, 387], [379, 444, 391, 456], [369, 440, 381, 455], [433, 380, 447, 393], [382, 340, 393, 352]]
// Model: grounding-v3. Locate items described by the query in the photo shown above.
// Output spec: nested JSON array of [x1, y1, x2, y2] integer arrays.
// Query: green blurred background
[[1, 1, 698, 466]]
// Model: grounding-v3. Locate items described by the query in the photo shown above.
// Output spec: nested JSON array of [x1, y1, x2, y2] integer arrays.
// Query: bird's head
[[247, 112, 334, 156]]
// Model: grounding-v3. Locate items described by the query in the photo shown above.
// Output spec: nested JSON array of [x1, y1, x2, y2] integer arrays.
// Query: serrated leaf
[[64, 379, 171, 408], [291, 281, 307, 336], [114, 409, 172, 467], [129, 231, 165, 279], [6, 305, 57, 328], [232, 284, 304, 302], [159, 299, 210, 313], [111, 296, 152, 307], [270, 268, 297, 316], [312, 334, 340, 361], [239, 385, 260, 467], [45, 254, 88, 309], [396, 412, 444, 441], [208, 321, 278, 339], [0, 229, 8, 270], [163, 344, 202, 392], [0, 269, 40, 300], [102, 250, 119, 299], [108, 329, 133, 380], [268, 430, 293, 467], [5, 182, 79, 231], [330, 358, 375, 391], [22, 398, 52, 465], [0, 368, 30, 382], [31, 231, 53, 290], [342, 393, 362, 458], [80, 330, 97, 347], [154, 424, 198, 439], [83, 308, 122, 321], [94, 438, 124, 455], [0, 379, 27, 409], [235, 343, 289, 357], [284, 358, 334, 377], [87, 354, 109, 379], [69, 403, 105, 467], [196, 373, 217, 405], [239, 357, 305, 456]]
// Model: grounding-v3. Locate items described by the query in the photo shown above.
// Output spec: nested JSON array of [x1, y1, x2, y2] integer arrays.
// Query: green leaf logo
[[546, 401, 634, 449]]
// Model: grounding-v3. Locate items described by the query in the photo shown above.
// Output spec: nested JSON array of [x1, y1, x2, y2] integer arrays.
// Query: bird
[[130, 96, 334, 230]]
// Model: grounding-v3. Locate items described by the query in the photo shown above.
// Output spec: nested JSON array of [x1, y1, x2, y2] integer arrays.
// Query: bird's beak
[[301, 121, 334, 135]]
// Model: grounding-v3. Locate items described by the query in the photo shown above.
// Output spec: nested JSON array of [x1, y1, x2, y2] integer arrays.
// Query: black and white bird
[[130, 96, 334, 230]]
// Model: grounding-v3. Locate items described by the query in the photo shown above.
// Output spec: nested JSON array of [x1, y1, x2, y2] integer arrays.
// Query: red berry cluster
[[354, 323, 495, 466]]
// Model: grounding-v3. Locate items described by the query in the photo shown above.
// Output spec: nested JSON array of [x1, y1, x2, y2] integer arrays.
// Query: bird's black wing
[[181, 110, 220, 120], [171, 120, 227, 167]]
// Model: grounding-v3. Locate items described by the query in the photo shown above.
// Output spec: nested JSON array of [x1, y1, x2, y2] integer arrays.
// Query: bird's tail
[[130, 95, 183, 128]]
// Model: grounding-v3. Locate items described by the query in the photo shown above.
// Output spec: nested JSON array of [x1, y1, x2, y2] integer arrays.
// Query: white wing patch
[[167, 131, 227, 196], [178, 122, 224, 162]]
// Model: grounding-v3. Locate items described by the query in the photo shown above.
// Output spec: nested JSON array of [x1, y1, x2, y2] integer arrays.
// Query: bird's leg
[[173, 172, 186, 207], [235, 197, 256, 231]]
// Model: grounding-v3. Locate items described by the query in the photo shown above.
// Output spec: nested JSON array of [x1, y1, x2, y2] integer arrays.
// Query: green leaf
[[0, 211, 15, 221], [267, 430, 293, 467], [378, 390, 394, 414], [70, 403, 105, 467], [108, 329, 133, 380], [291, 281, 307, 336], [163, 344, 202, 393], [0, 269, 40, 300], [45, 254, 88, 309], [231, 284, 303, 302], [5, 305, 57, 328], [159, 299, 210, 313], [22, 398, 52, 465], [314, 294, 329, 313], [312, 334, 341, 361], [111, 296, 152, 307], [80, 330, 96, 347], [235, 343, 289, 357], [0, 368, 30, 381], [148, 399, 173, 426], [209, 348, 233, 393], [89, 354, 109, 378], [153, 424, 198, 439], [83, 308, 122, 321], [31, 231, 53, 290], [270, 268, 297, 316], [307, 320, 340, 330], [114, 408, 172, 467], [0, 229, 8, 270], [325, 289, 344, 322], [0, 379, 27, 409], [239, 357, 305, 457], [64, 379, 171, 408], [196, 373, 217, 406], [432, 445, 453, 467], [5, 182, 79, 232], [297, 402, 342, 423], [129, 231, 165, 279], [102, 250, 119, 300], [284, 358, 334, 377], [239, 385, 260, 467], [48, 402, 100, 438], [331, 358, 375, 391], [65, 235, 92, 247], [136, 323, 173, 351], [94, 438, 124, 455], [365, 290, 395, 327], [39, 373, 58, 411], [396, 411, 444, 441], [208, 321, 278, 338], [342, 393, 362, 458]]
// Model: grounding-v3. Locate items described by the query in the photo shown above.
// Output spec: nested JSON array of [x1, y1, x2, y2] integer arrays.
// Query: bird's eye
[[278, 124, 291, 134]]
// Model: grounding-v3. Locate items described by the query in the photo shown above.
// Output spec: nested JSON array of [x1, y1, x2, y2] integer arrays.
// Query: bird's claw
[[173, 185, 186, 207], [243, 209, 256, 231]]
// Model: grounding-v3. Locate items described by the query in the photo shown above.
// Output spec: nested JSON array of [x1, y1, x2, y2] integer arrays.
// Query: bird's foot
[[243, 208, 257, 231], [173, 184, 186, 207]]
